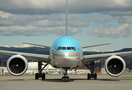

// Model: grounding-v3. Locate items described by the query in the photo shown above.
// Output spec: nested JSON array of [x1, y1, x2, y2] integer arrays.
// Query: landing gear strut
[[35, 62, 48, 80], [85, 62, 97, 80], [61, 68, 70, 82]]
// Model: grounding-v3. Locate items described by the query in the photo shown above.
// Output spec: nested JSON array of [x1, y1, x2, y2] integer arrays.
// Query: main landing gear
[[61, 68, 70, 82], [85, 62, 97, 80], [35, 62, 48, 80]]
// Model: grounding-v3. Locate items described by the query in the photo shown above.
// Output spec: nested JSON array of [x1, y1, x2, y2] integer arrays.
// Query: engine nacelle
[[6, 55, 28, 76], [105, 55, 126, 77]]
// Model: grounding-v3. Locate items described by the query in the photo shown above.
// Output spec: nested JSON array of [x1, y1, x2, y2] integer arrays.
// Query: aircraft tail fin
[[65, 0, 68, 36]]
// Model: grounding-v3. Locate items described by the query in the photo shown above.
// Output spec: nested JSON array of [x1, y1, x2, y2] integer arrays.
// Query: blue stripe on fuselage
[[50, 36, 82, 52]]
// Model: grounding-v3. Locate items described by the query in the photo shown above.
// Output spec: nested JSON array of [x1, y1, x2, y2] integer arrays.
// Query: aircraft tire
[[42, 73, 45, 80], [62, 76, 70, 82], [35, 73, 39, 79], [87, 73, 90, 80], [94, 73, 97, 80]]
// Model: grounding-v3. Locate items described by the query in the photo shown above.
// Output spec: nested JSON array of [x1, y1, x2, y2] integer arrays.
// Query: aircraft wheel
[[35, 73, 39, 79], [42, 73, 45, 80], [62, 76, 70, 82], [62, 77, 66, 82], [94, 73, 97, 80], [66, 76, 70, 82], [87, 73, 90, 80]]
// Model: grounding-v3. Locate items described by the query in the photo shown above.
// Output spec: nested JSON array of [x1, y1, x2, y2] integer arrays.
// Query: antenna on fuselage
[[65, 0, 68, 36]]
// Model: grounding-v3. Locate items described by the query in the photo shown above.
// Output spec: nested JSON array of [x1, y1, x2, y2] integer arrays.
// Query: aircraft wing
[[82, 51, 132, 64], [23, 42, 51, 48], [0, 50, 50, 63], [82, 43, 110, 48]]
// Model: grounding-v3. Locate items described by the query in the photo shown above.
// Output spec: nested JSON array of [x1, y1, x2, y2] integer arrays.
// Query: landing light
[[65, 53, 68, 57]]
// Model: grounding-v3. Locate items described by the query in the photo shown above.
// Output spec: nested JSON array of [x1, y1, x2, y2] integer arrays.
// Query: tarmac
[[0, 74, 132, 90]]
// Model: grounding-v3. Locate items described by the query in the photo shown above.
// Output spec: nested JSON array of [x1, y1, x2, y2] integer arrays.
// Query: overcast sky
[[0, 0, 132, 51]]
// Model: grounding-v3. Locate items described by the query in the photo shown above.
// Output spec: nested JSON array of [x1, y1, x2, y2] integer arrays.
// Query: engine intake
[[7, 55, 28, 76], [105, 55, 126, 77]]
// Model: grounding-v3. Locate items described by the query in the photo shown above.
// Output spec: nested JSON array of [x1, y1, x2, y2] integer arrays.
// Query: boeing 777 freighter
[[0, 0, 132, 82]]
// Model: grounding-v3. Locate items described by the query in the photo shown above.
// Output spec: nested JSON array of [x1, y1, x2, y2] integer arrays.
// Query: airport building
[[26, 62, 90, 74], [0, 67, 8, 75]]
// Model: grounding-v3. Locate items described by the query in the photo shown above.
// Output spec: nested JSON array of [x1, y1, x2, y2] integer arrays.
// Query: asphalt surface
[[0, 74, 132, 90]]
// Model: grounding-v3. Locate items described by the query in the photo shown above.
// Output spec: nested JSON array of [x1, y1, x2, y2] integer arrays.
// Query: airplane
[[0, 0, 132, 82]]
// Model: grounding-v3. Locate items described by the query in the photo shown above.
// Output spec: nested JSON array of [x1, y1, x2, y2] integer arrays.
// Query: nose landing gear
[[61, 68, 70, 82], [62, 76, 70, 82]]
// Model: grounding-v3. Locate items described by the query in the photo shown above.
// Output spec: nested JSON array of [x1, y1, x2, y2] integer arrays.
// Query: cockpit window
[[57, 47, 61, 50], [57, 47, 76, 51], [62, 47, 66, 50], [67, 47, 71, 50], [71, 47, 76, 50]]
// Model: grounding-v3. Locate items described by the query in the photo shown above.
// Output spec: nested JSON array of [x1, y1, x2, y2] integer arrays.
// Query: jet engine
[[6, 55, 28, 76], [105, 55, 126, 77]]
